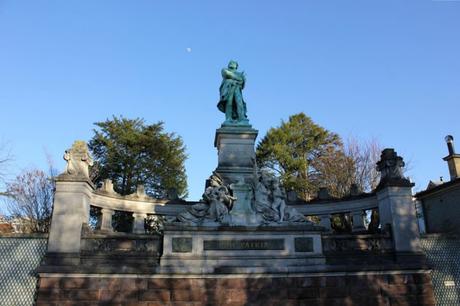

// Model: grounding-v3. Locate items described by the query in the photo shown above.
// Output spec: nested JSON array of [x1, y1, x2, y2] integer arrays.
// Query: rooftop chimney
[[445, 135, 455, 155], [443, 135, 460, 181]]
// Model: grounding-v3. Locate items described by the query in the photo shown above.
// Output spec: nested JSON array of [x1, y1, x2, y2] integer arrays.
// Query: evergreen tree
[[89, 116, 188, 199], [256, 113, 353, 200]]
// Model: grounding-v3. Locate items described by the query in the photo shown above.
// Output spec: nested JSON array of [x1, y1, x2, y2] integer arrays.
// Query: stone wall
[[36, 272, 434, 306], [322, 233, 394, 265], [421, 185, 460, 234], [0, 235, 47, 306]]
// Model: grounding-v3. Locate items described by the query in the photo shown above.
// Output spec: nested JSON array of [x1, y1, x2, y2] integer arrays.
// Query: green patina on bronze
[[204, 239, 284, 250], [294, 237, 314, 252], [217, 60, 250, 126], [172, 237, 193, 253]]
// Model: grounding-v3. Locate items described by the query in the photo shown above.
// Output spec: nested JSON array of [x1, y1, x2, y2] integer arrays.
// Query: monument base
[[214, 126, 258, 185], [160, 225, 324, 274]]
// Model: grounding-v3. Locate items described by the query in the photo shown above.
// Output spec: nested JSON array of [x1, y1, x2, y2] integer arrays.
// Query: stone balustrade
[[88, 187, 378, 234], [89, 189, 191, 232], [293, 195, 378, 232], [49, 174, 407, 240], [47, 141, 422, 263]]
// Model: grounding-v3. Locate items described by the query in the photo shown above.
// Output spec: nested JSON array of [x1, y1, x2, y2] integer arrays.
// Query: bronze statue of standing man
[[217, 60, 249, 125]]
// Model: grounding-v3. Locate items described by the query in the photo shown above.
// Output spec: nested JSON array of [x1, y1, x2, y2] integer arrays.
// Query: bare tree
[[4, 165, 56, 233], [311, 145, 355, 198], [309, 137, 382, 199], [344, 137, 383, 232], [345, 136, 382, 193], [0, 141, 13, 197]]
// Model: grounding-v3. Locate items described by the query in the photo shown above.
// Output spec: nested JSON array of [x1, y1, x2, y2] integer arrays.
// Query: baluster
[[319, 214, 332, 232], [132, 213, 147, 234], [100, 208, 115, 232], [352, 210, 366, 233]]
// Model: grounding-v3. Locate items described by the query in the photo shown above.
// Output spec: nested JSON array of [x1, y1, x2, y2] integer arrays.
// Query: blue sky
[[0, 0, 459, 200]]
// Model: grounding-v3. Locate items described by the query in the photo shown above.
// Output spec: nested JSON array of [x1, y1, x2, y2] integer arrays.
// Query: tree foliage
[[4, 168, 55, 233], [256, 113, 383, 201], [256, 113, 383, 233], [88, 116, 188, 199], [310, 145, 355, 198], [256, 113, 350, 199]]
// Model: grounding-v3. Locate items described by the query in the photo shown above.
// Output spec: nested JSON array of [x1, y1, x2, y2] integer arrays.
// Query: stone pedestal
[[229, 182, 258, 225], [377, 186, 422, 253], [214, 126, 258, 185], [160, 225, 324, 274]]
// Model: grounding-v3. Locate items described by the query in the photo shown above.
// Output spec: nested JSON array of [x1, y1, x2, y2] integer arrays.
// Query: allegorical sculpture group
[[177, 173, 236, 225], [177, 171, 307, 226], [176, 61, 308, 226], [254, 171, 306, 224]]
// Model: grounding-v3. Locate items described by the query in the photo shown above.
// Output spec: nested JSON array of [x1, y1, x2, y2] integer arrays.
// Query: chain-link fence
[[0, 235, 47, 306], [421, 235, 460, 306]]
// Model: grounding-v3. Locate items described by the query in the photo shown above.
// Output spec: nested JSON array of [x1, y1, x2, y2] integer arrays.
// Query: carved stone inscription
[[81, 238, 160, 254], [204, 239, 285, 251], [294, 237, 314, 252], [172, 237, 193, 253]]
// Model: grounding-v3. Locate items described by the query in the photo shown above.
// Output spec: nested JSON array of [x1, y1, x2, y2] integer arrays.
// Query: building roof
[[416, 177, 460, 199], [426, 180, 443, 190]]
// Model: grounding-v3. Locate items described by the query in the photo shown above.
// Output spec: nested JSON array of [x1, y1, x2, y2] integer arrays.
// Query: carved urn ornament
[[59, 140, 94, 180]]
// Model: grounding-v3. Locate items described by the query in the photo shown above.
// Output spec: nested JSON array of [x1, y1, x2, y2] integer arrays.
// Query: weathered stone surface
[[203, 238, 284, 250], [294, 237, 314, 252], [59, 140, 94, 181], [37, 273, 435, 306], [138, 289, 170, 302], [376, 148, 413, 189], [171, 237, 192, 253], [161, 227, 324, 271], [214, 126, 258, 184]]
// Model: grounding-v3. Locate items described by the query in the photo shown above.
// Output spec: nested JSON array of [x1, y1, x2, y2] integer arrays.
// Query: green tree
[[256, 113, 352, 200], [89, 116, 188, 198]]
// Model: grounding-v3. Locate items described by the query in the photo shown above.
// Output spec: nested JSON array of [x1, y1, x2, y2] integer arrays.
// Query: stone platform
[[36, 230, 436, 306], [160, 225, 324, 274]]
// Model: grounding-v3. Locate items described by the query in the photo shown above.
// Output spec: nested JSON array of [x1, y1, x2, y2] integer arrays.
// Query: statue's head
[[272, 178, 279, 187], [259, 171, 272, 184], [228, 60, 238, 70]]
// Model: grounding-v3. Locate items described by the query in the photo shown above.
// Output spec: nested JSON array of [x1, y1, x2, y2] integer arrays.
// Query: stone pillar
[[214, 126, 258, 185], [47, 141, 94, 254], [376, 149, 421, 254], [351, 210, 366, 232], [99, 208, 115, 232], [377, 186, 421, 253], [319, 214, 332, 232], [133, 213, 147, 234]]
